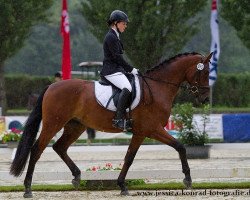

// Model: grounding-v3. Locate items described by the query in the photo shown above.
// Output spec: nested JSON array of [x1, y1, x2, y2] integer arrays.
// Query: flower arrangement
[[86, 162, 123, 172], [0, 128, 23, 143]]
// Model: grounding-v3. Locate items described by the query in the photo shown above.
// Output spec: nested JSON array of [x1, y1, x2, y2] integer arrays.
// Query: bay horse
[[10, 52, 212, 198]]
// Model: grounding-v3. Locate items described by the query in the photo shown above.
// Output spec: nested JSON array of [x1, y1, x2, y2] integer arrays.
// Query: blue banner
[[223, 114, 250, 142]]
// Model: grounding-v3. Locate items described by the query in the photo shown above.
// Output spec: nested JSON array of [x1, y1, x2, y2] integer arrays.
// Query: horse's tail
[[10, 86, 49, 177]]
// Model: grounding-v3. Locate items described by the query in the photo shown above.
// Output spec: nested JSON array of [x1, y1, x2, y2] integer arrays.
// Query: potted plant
[[172, 103, 211, 159], [0, 128, 23, 148]]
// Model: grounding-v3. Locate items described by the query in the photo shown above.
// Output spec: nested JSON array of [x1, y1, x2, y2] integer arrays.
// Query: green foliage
[[5, 0, 103, 76], [2, 181, 250, 192], [5, 75, 52, 109], [82, 0, 207, 70], [0, 0, 53, 113], [221, 0, 250, 50], [172, 103, 209, 146], [213, 73, 250, 107], [1, 128, 22, 143], [4, 1, 250, 75], [0, 0, 53, 62], [4, 73, 250, 110]]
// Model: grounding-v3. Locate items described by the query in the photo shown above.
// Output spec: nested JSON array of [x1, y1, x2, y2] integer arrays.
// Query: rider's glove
[[131, 68, 139, 75]]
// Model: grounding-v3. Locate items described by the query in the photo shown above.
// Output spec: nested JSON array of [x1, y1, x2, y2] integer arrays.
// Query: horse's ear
[[203, 52, 213, 64]]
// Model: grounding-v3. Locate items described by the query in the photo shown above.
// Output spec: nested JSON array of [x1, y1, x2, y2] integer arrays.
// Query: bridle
[[187, 67, 210, 98], [138, 59, 209, 104], [186, 58, 210, 103]]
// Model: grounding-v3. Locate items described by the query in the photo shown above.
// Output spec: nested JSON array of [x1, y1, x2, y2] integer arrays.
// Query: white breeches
[[104, 72, 132, 92]]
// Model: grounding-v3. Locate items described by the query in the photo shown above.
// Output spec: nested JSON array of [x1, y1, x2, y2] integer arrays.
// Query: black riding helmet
[[107, 10, 129, 26]]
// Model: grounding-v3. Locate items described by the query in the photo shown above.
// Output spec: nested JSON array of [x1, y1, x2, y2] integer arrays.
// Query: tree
[[221, 0, 250, 50], [81, 0, 207, 70], [5, 0, 103, 76], [0, 0, 53, 113]]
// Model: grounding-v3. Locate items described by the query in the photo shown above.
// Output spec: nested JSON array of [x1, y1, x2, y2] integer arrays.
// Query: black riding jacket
[[101, 29, 133, 76]]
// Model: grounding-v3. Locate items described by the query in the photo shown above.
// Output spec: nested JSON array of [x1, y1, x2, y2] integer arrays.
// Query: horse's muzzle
[[198, 87, 210, 104]]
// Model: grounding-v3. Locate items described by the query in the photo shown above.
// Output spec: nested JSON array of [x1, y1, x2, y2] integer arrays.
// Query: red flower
[[91, 166, 97, 171], [106, 163, 112, 168]]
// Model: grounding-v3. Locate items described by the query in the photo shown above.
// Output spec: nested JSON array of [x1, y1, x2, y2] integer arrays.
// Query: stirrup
[[125, 119, 133, 131], [112, 119, 126, 131], [112, 119, 132, 131]]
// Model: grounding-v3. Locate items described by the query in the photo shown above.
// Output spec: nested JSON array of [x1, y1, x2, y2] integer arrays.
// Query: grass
[[75, 138, 162, 145], [210, 107, 250, 114], [1, 181, 250, 192], [72, 138, 222, 145], [6, 109, 31, 116]]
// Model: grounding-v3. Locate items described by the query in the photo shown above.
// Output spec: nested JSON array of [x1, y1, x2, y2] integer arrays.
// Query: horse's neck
[[144, 60, 190, 111], [147, 61, 187, 86]]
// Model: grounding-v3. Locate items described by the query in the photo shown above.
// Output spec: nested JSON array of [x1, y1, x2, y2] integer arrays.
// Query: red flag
[[61, 0, 71, 80]]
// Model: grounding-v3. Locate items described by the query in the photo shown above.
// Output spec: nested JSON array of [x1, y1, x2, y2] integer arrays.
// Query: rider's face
[[116, 21, 127, 33]]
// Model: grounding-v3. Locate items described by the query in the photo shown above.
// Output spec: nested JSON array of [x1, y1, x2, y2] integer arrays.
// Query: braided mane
[[145, 52, 201, 73]]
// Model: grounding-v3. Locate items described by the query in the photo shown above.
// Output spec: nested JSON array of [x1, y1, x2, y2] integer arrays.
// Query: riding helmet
[[107, 10, 129, 25]]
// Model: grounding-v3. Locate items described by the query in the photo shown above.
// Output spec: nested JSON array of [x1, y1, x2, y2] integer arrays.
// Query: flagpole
[[210, 86, 213, 113], [209, 0, 220, 105]]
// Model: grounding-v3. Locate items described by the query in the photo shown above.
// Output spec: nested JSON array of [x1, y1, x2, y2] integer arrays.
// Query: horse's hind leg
[[52, 119, 86, 188], [149, 127, 192, 189], [23, 126, 60, 198]]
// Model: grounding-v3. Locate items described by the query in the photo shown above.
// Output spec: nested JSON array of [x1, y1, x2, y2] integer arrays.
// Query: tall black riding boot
[[112, 88, 131, 130]]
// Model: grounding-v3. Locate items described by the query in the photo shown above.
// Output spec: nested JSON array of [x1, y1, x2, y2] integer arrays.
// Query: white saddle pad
[[95, 74, 141, 111]]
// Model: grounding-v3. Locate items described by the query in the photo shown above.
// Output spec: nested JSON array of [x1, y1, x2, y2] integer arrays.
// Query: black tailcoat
[[101, 29, 133, 76]]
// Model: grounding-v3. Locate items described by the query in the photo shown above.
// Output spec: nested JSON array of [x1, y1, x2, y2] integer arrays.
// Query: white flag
[[209, 0, 220, 86]]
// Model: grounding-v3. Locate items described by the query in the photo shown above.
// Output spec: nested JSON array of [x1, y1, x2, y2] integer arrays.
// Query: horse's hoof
[[183, 178, 192, 189], [120, 190, 130, 196], [72, 178, 80, 189], [23, 192, 33, 198]]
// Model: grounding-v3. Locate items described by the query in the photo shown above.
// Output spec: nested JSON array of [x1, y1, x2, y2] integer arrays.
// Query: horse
[[10, 52, 212, 198]]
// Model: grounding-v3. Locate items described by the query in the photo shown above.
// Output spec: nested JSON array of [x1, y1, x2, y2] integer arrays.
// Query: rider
[[100, 10, 138, 130]]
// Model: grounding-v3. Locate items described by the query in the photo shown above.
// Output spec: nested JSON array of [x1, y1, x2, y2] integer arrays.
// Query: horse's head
[[185, 52, 213, 104]]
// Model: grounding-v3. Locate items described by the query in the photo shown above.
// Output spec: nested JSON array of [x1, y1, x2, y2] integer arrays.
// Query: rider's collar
[[112, 27, 120, 39]]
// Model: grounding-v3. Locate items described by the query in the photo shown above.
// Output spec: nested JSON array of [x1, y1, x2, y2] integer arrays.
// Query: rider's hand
[[131, 68, 139, 75]]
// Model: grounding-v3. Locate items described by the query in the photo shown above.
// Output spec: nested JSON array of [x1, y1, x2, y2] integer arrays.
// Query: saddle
[[94, 74, 141, 112]]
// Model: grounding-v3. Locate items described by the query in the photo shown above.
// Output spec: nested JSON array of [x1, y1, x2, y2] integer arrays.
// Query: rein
[[139, 73, 181, 88], [138, 67, 208, 105], [138, 72, 184, 105]]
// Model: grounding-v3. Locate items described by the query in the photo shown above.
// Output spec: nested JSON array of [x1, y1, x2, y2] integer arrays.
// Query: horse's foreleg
[[149, 127, 192, 189], [53, 120, 86, 189], [118, 135, 145, 195], [175, 142, 192, 188]]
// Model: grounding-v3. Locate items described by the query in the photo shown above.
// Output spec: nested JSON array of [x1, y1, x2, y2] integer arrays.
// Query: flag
[[209, 0, 220, 86], [61, 0, 71, 80]]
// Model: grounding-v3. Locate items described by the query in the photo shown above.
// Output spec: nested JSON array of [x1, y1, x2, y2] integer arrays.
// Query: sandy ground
[[1, 189, 250, 200], [2, 144, 250, 199]]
